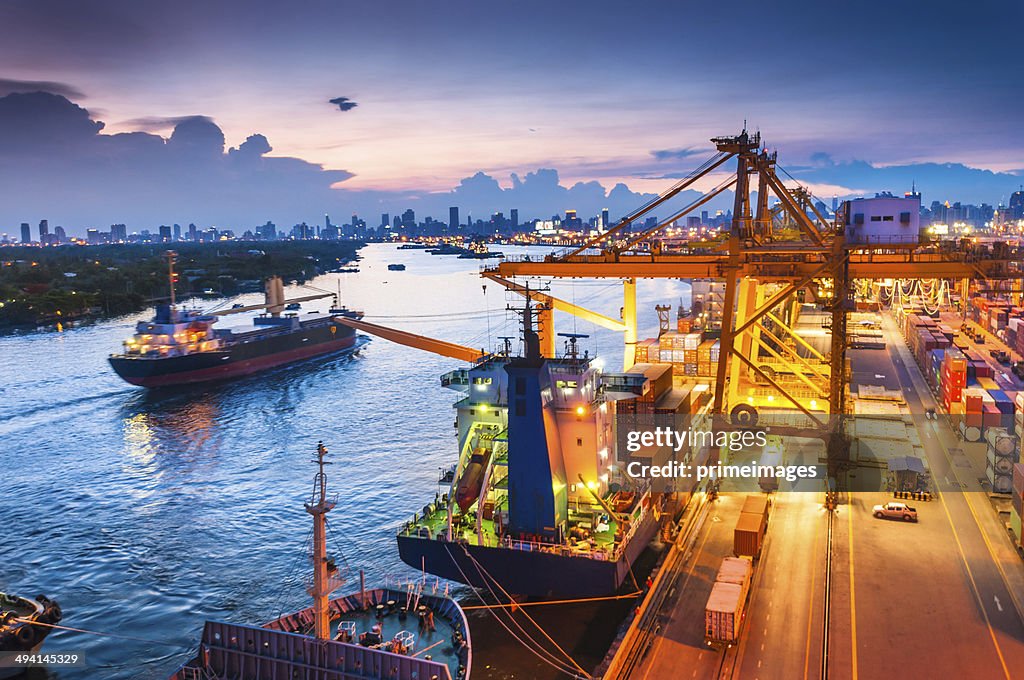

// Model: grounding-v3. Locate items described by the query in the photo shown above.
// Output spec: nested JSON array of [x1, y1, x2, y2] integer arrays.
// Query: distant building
[[54, 225, 66, 243], [381, 213, 390, 228], [401, 209, 416, 230], [20, 222, 30, 244], [159, 225, 172, 242], [86, 228, 100, 244], [843, 194, 920, 245], [700, 210, 709, 225], [601, 208, 610, 230], [686, 216, 700, 228], [111, 223, 128, 242], [38, 219, 49, 243], [511, 208, 519, 230], [449, 206, 459, 231], [173, 223, 182, 241], [1010, 188, 1024, 220]]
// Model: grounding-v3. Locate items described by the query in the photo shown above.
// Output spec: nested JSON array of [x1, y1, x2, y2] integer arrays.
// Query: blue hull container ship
[[397, 301, 673, 598]]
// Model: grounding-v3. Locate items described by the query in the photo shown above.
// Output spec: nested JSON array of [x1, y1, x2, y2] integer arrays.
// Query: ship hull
[[109, 320, 357, 387], [397, 509, 658, 598]]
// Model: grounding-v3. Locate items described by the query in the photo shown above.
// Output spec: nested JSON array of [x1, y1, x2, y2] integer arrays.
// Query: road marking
[[937, 491, 1012, 679], [803, 510, 820, 680], [848, 502, 859, 680], [995, 596, 1003, 612]]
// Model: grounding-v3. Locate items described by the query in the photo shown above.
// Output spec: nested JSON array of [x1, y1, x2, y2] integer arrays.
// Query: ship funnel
[[265, 276, 286, 316]]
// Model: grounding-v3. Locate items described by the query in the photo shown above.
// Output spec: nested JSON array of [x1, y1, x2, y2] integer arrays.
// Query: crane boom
[[332, 317, 485, 363]]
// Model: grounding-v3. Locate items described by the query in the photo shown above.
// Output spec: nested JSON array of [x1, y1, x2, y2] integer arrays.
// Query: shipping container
[[734, 511, 765, 557], [741, 495, 770, 526], [705, 581, 745, 645]]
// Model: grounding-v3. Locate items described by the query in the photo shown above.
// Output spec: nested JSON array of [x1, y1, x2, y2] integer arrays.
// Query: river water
[[0, 243, 690, 679]]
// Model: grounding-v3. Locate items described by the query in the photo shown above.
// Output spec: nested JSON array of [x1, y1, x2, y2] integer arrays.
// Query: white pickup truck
[[872, 501, 918, 522]]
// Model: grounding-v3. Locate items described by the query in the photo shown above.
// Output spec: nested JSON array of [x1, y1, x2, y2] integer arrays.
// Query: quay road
[[613, 314, 1024, 679], [630, 450, 828, 680], [829, 313, 1024, 678]]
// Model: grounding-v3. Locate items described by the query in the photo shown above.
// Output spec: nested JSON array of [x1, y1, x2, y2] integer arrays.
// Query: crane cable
[[460, 545, 591, 678], [442, 545, 589, 678]]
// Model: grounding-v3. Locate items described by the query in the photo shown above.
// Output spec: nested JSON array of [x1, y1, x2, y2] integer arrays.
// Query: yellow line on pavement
[[802, 506, 820, 680], [848, 504, 858, 680], [927, 421, 1024, 624], [937, 491, 1011, 679]]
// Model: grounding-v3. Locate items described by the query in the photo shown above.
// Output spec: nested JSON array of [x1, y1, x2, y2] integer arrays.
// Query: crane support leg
[[623, 278, 637, 370]]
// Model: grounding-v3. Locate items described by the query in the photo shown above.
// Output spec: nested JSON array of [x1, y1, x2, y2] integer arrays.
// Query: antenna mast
[[166, 251, 178, 307], [305, 441, 339, 641]]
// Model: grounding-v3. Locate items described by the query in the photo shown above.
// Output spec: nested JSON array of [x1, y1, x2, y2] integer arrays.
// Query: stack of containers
[[1012, 462, 1024, 548], [697, 339, 717, 377], [677, 316, 692, 333], [960, 388, 985, 442], [633, 338, 659, 364], [942, 348, 967, 414], [985, 427, 1019, 494]]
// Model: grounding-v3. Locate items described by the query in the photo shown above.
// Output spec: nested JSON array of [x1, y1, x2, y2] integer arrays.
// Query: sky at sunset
[[0, 0, 1021, 233]]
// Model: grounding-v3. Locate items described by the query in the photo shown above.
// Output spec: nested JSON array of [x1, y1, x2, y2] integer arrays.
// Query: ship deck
[[406, 500, 623, 558]]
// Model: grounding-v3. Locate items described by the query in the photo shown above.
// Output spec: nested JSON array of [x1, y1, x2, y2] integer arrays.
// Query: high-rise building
[[700, 210, 709, 225], [53, 225, 66, 243], [86, 229, 100, 244], [20, 222, 30, 244], [159, 225, 172, 242], [381, 213, 390, 228], [601, 208, 609, 230], [38, 219, 49, 242], [187, 223, 198, 242], [111, 223, 128, 242], [173, 223, 182, 241], [1010, 188, 1024, 220], [449, 206, 459, 231], [511, 208, 519, 230], [401, 209, 416, 230]]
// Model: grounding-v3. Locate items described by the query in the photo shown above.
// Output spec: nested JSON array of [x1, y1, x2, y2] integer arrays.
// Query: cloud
[[0, 77, 86, 99], [0, 91, 355, 231], [329, 96, 358, 112], [651, 146, 707, 161], [789, 157, 1021, 204], [120, 115, 217, 133]]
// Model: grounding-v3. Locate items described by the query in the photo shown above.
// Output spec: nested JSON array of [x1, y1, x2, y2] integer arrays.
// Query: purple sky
[[0, 0, 1021, 232]]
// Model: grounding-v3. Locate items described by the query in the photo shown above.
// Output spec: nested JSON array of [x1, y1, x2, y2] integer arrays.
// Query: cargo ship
[[109, 252, 362, 388], [397, 299, 710, 598], [171, 442, 471, 680]]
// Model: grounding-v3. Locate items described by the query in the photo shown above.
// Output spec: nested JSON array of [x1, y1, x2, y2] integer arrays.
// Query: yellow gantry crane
[[485, 130, 1022, 484]]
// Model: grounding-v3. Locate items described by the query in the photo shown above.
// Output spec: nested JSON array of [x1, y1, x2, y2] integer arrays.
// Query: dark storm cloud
[[0, 78, 86, 99], [329, 97, 358, 112]]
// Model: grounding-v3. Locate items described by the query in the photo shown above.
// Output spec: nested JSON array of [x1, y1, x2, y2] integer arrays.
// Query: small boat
[[170, 442, 471, 680], [285, 302, 301, 310], [1, 592, 62, 677], [387, 263, 407, 271]]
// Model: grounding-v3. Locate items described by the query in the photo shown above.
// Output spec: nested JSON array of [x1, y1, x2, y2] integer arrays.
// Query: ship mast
[[166, 250, 178, 307], [304, 441, 339, 641]]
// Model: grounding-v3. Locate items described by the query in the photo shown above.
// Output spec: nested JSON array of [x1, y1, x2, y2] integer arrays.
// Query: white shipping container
[[1009, 318, 1023, 332], [683, 332, 702, 350], [716, 557, 753, 609], [705, 581, 744, 644]]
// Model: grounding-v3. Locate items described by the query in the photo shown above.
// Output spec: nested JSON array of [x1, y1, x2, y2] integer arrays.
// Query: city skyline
[[1, 0, 1022, 233]]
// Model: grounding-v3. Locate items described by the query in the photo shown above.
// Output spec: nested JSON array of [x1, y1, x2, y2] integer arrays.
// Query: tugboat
[[1, 593, 62, 678], [170, 442, 471, 680], [109, 252, 363, 388]]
